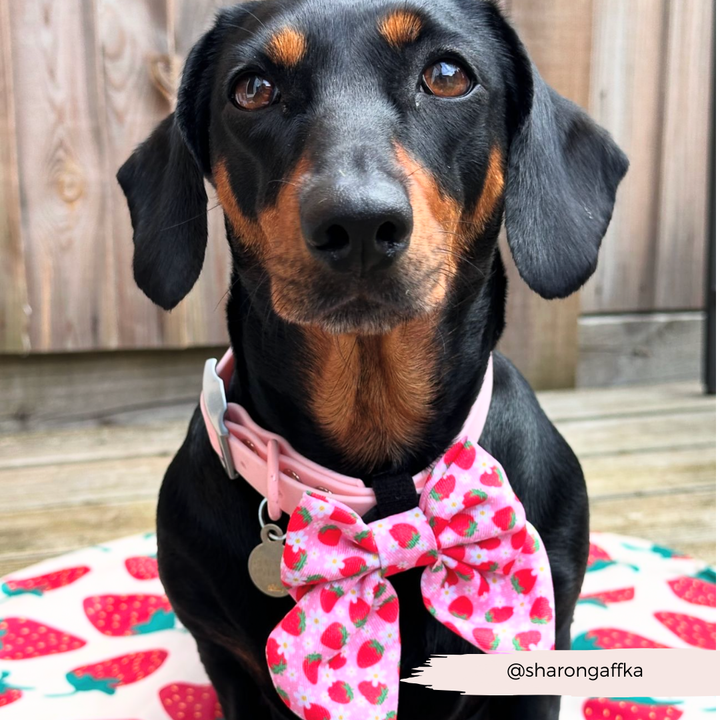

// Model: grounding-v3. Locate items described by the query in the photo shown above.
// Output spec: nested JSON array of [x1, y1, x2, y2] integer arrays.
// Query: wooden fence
[[0, 0, 714, 388]]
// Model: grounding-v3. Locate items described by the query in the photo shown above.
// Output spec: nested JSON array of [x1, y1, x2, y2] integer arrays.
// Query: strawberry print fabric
[[266, 438, 555, 720], [0, 529, 715, 718]]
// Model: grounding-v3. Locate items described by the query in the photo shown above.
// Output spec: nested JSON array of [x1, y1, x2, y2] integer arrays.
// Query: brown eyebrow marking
[[379, 11, 423, 49], [266, 27, 307, 67]]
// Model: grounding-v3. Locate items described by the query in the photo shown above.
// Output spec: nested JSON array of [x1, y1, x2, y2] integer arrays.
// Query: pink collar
[[201, 348, 494, 521]]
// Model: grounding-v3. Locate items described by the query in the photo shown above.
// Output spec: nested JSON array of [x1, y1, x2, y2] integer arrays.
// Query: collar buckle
[[203, 358, 238, 479]]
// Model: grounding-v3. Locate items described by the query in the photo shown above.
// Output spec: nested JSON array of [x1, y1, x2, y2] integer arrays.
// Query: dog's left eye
[[421, 60, 472, 98], [232, 72, 278, 110]]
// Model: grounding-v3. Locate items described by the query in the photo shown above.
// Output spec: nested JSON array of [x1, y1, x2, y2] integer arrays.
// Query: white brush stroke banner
[[403, 650, 720, 696]]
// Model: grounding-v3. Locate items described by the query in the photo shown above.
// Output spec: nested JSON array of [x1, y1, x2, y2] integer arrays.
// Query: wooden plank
[[9, 0, 114, 351], [582, 0, 668, 313], [590, 490, 716, 565], [496, 0, 594, 389], [654, 0, 713, 310], [558, 409, 716, 458], [0, 423, 186, 470], [0, 346, 221, 432], [0, 455, 166, 511], [0, 500, 156, 567], [539, 381, 712, 422], [576, 312, 704, 387], [0, 0, 29, 353], [583, 446, 716, 499]]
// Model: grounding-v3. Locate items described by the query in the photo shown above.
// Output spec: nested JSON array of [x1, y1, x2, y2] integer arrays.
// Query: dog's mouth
[[269, 264, 448, 335]]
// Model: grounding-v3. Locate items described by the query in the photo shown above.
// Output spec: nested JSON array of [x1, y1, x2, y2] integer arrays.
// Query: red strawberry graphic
[[330, 507, 356, 525], [359, 680, 389, 705], [357, 639, 385, 667], [321, 622, 349, 650], [429, 516, 449, 537], [522, 533, 540, 555], [572, 629, 668, 650], [0, 617, 86, 659], [318, 525, 342, 546], [502, 560, 515, 576], [288, 506, 313, 533], [444, 546, 465, 562], [159, 682, 223, 719], [83, 594, 175, 636], [444, 440, 476, 469], [449, 513, 478, 538], [462, 489, 488, 508], [492, 507, 516, 531], [349, 598, 371, 627], [510, 527, 527, 550], [266, 637, 287, 674], [125, 556, 159, 581], [340, 557, 367, 578], [668, 576, 716, 607], [283, 546, 308, 572], [479, 537, 501, 550], [477, 561, 499, 573], [281, 606, 306, 636], [472, 628, 500, 651], [389, 523, 421, 549], [513, 630, 541, 650], [378, 595, 399, 623], [511, 569, 537, 595], [305, 704, 331, 720], [654, 612, 716, 649], [430, 474, 456, 501], [320, 586, 344, 613], [585, 542, 637, 572], [1, 566, 90, 598], [328, 653, 347, 670], [448, 596, 474, 620], [578, 587, 635, 608], [530, 596, 553, 624], [416, 550, 438, 567], [477, 575, 489, 597], [58, 650, 167, 695], [443, 621, 461, 635], [0, 672, 27, 708], [303, 653, 322, 684], [485, 606, 513, 623], [277, 686, 292, 708], [480, 467, 503, 487], [582, 697, 684, 719], [354, 530, 378, 553], [328, 680, 354, 703]]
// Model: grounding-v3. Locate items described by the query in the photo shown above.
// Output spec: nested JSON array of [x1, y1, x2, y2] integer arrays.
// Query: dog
[[117, 1, 628, 717]]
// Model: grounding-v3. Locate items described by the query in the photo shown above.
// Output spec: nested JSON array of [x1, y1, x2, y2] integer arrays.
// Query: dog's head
[[118, 0, 628, 334]]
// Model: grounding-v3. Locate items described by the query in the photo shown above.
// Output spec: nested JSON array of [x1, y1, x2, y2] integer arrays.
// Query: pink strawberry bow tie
[[266, 438, 555, 720]]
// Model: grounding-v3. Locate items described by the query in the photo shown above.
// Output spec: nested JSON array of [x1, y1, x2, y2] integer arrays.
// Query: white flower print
[[288, 530, 308, 549], [302, 633, 319, 652], [440, 585, 457, 601], [324, 552, 344, 572], [443, 491, 464, 514], [294, 687, 314, 708], [286, 571, 305, 586], [346, 665, 357, 678], [319, 667, 336, 685], [309, 548, 321, 561], [306, 611, 327, 633], [388, 648, 400, 662], [276, 632, 295, 654], [371, 520, 389, 536], [468, 547, 485, 565], [287, 668, 299, 682], [381, 629, 397, 645]]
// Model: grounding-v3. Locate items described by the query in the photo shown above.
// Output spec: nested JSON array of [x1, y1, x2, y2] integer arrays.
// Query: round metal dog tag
[[248, 524, 288, 598]]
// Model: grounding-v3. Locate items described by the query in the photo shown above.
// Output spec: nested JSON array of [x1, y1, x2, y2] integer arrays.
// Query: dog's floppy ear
[[117, 22, 219, 310], [501, 27, 629, 300]]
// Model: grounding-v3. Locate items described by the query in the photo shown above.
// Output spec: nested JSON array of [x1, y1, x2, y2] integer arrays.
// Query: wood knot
[[149, 53, 182, 107], [55, 159, 85, 204]]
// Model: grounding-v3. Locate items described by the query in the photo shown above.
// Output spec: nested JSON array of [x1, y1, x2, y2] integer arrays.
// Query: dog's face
[[206, 0, 509, 333], [119, 0, 628, 333]]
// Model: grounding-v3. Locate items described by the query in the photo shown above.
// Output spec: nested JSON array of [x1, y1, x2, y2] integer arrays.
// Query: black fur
[[117, 1, 627, 718]]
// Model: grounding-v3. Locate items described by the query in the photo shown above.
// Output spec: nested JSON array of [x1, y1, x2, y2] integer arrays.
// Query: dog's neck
[[225, 251, 506, 480]]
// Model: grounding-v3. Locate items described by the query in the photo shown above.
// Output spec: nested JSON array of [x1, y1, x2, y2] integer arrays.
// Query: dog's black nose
[[301, 177, 412, 273]]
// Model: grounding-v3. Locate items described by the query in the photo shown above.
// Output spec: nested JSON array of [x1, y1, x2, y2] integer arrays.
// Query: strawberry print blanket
[[0, 532, 715, 719]]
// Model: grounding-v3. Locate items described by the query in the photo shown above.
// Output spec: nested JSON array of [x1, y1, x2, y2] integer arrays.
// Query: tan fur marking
[[379, 11, 423, 48], [306, 317, 439, 469], [468, 145, 505, 237], [266, 27, 307, 67]]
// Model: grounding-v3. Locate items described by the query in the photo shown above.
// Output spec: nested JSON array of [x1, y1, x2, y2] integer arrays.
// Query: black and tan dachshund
[[118, 0, 628, 717]]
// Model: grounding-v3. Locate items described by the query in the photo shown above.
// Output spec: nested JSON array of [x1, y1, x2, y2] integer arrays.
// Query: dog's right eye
[[232, 73, 278, 111]]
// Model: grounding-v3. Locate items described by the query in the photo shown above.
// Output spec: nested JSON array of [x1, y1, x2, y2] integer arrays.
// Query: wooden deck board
[[0, 382, 715, 575]]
